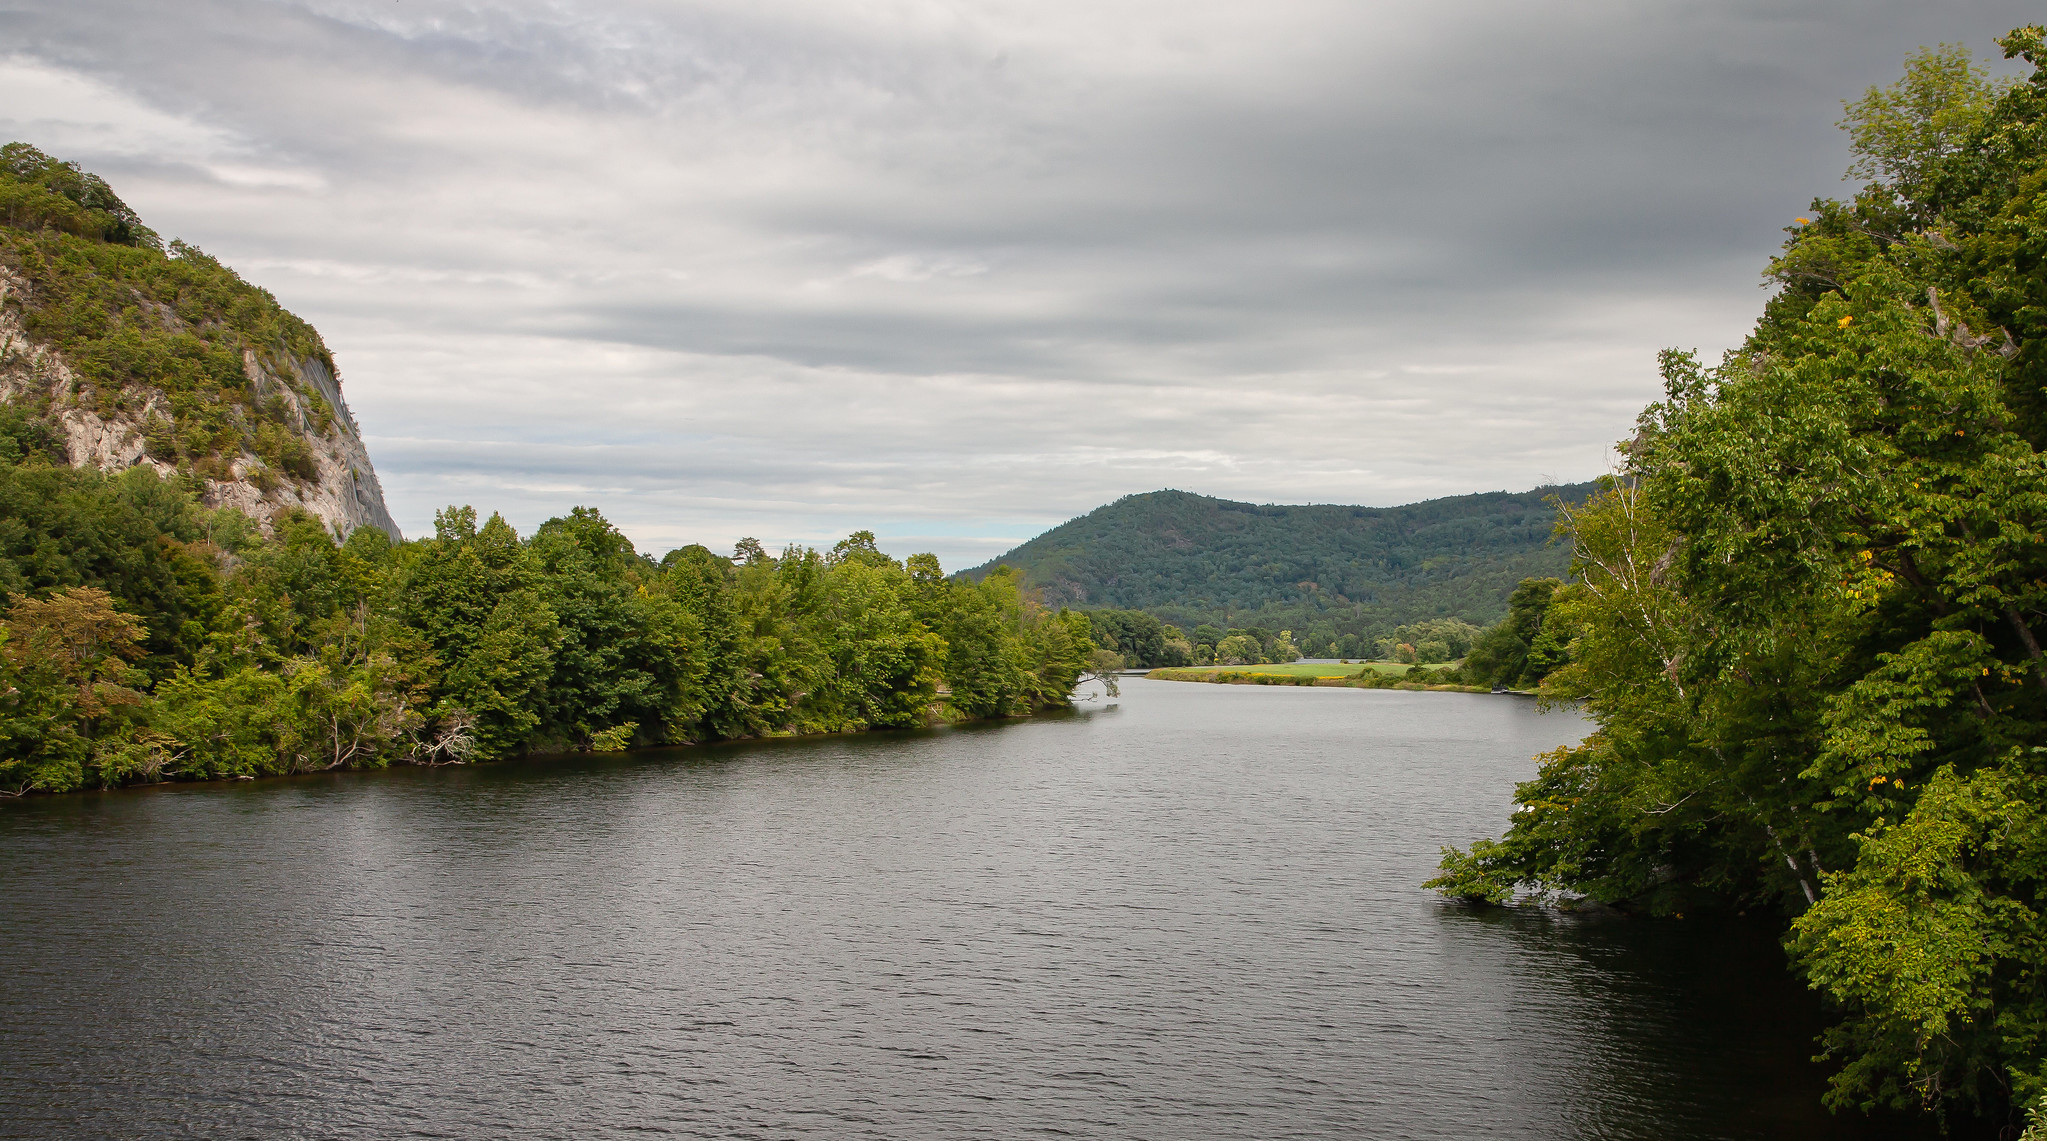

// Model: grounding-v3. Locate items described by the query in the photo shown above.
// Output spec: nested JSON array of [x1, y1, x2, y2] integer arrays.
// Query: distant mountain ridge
[[963, 483, 1597, 634]]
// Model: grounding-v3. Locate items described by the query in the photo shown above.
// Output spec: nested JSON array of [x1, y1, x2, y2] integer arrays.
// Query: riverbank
[[0, 698, 1086, 799]]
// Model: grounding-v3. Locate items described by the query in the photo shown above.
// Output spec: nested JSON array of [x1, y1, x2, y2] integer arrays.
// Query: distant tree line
[[1078, 591, 1571, 669], [1083, 588, 1574, 681], [1083, 609, 1310, 668]]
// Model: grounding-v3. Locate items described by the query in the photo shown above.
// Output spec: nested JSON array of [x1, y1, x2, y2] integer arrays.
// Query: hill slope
[[0, 143, 398, 538], [963, 483, 1596, 636]]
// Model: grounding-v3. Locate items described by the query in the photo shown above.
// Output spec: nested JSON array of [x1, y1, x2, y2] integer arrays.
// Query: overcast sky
[[0, 1, 2037, 567]]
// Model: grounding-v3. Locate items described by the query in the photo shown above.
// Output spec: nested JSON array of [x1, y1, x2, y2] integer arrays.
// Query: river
[[0, 679, 1934, 1139]]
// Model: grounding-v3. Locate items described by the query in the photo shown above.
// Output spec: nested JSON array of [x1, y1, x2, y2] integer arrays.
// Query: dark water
[[0, 680, 1935, 1140]]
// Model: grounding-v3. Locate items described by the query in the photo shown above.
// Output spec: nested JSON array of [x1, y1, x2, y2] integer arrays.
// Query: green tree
[[402, 509, 561, 757], [1462, 579, 1563, 688], [936, 567, 1036, 718], [1214, 633, 1262, 665], [1434, 27, 2047, 1127], [529, 507, 703, 749], [0, 587, 147, 791], [663, 543, 750, 740], [1841, 42, 2012, 203], [811, 548, 941, 729]]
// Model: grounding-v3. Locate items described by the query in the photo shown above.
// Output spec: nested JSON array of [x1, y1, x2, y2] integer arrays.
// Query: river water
[[0, 679, 1934, 1140]]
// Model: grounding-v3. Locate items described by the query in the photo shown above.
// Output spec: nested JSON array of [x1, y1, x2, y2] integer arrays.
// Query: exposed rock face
[[0, 269, 400, 540]]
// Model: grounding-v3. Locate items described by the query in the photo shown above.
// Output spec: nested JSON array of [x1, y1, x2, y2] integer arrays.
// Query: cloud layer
[[0, 0, 2037, 566]]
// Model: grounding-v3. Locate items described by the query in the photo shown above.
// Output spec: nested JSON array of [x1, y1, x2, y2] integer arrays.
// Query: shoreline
[[0, 703, 1075, 802]]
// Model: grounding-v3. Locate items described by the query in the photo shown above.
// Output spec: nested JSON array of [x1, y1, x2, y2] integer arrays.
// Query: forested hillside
[[1432, 30, 2047, 1134], [963, 484, 1593, 646]]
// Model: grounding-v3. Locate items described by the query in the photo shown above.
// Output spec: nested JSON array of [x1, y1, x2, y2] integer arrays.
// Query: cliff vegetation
[[0, 143, 397, 538]]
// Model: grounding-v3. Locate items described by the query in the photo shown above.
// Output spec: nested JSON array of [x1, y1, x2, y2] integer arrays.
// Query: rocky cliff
[[0, 143, 399, 540]]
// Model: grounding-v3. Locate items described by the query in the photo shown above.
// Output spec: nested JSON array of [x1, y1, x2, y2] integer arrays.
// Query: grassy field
[[1159, 660, 1425, 678], [1346, 660, 1439, 677]]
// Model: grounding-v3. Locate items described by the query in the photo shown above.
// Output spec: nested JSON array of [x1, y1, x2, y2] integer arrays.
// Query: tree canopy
[[1431, 27, 2047, 1132], [0, 453, 1099, 795]]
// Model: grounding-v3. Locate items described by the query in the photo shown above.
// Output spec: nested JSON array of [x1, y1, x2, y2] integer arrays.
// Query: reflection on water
[[0, 680, 1934, 1139]]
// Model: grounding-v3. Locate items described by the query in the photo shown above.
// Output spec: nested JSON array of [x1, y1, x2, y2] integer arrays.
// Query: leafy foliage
[[1458, 579, 1573, 688], [1431, 26, 2047, 1130], [0, 458, 1099, 795], [1085, 608, 1189, 669], [1840, 43, 2014, 204]]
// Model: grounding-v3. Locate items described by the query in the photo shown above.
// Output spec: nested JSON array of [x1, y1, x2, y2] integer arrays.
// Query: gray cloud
[[0, 0, 2036, 566]]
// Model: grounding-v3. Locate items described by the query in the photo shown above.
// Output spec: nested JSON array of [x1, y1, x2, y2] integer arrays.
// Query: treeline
[[1432, 31, 2047, 1132], [0, 422, 1100, 794], [1149, 599, 1540, 662], [1083, 609, 1311, 668], [1085, 609, 1192, 668], [1294, 580, 1576, 690], [1086, 606, 1526, 671]]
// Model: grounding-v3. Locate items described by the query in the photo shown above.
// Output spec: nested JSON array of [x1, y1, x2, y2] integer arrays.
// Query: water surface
[[0, 680, 1932, 1139]]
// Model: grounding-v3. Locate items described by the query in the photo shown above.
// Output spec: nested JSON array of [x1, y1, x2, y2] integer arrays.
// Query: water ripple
[[0, 682, 1931, 1140]]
